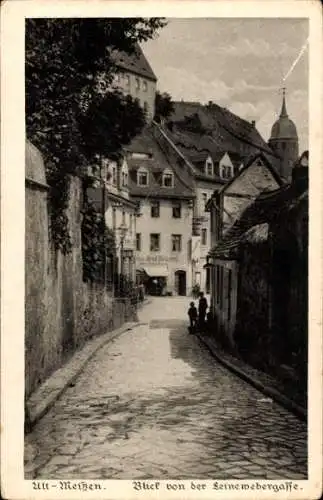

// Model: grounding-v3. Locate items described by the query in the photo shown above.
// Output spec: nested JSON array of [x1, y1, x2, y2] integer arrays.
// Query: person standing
[[198, 291, 208, 332], [188, 301, 198, 334]]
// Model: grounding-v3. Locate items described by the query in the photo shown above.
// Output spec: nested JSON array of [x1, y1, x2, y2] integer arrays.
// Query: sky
[[141, 18, 309, 153]]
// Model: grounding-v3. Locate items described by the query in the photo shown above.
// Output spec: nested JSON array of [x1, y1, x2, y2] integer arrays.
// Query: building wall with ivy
[[25, 142, 135, 398]]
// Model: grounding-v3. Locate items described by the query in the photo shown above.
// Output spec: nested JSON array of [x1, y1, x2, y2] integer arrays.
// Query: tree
[[25, 18, 166, 252], [26, 18, 166, 171], [78, 92, 146, 163], [154, 91, 174, 123]]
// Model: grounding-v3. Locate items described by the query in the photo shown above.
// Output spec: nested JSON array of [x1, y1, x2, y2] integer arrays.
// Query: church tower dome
[[268, 89, 299, 181]]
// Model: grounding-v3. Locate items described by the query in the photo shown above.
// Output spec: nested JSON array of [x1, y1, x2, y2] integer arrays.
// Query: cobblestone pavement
[[25, 297, 307, 480]]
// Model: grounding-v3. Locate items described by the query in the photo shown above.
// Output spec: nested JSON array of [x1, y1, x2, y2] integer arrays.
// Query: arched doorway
[[175, 270, 186, 296]]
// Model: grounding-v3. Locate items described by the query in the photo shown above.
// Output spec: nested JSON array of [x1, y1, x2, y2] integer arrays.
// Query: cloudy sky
[[141, 18, 309, 152]]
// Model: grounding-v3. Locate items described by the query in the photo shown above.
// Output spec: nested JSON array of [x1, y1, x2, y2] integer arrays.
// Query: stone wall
[[234, 195, 308, 386], [25, 142, 136, 398], [234, 242, 271, 362]]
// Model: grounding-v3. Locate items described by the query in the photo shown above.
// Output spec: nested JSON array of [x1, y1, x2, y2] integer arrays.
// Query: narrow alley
[[25, 297, 307, 480]]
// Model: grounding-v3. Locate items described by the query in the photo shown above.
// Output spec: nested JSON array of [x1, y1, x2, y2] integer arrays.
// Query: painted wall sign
[[137, 255, 179, 264]]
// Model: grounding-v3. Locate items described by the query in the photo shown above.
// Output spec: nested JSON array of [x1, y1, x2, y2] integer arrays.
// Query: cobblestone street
[[25, 297, 307, 480]]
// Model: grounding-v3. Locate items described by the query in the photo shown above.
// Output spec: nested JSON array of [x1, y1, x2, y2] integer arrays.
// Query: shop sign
[[137, 255, 179, 264]]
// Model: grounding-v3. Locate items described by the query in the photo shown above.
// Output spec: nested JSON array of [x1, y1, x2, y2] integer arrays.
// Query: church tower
[[269, 89, 299, 181]]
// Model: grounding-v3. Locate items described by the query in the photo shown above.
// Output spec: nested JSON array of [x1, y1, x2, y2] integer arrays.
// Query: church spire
[[280, 87, 288, 118]]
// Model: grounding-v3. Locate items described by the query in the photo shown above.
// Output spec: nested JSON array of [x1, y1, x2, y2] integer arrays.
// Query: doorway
[[206, 267, 211, 294], [175, 270, 186, 296]]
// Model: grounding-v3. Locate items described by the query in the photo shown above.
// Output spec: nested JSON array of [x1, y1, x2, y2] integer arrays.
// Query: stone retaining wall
[[25, 142, 136, 398]]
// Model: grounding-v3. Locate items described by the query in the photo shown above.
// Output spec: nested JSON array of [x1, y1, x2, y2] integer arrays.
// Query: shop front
[[136, 264, 168, 296], [136, 254, 191, 296]]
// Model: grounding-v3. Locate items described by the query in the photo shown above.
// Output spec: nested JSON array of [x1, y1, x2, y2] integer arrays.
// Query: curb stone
[[197, 333, 307, 422], [26, 321, 140, 430]]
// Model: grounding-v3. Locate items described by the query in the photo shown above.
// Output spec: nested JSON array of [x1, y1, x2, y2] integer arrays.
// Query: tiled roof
[[166, 101, 277, 162], [209, 184, 308, 259], [126, 124, 195, 200], [110, 44, 157, 82]]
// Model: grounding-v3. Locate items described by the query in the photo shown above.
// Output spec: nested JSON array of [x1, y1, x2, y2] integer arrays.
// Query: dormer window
[[205, 156, 214, 176], [219, 152, 234, 179], [120, 159, 129, 188], [112, 165, 117, 185], [162, 170, 174, 188], [121, 171, 128, 187], [137, 168, 149, 186], [220, 165, 233, 179]]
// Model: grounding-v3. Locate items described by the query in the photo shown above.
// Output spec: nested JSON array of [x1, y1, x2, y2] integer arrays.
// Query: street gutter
[[197, 333, 307, 422]]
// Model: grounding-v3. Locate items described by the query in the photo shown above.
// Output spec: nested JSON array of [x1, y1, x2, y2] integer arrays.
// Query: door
[[175, 270, 186, 296], [206, 267, 211, 294]]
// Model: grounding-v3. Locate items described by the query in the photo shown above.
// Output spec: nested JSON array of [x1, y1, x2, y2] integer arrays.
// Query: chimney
[[208, 101, 213, 107], [251, 120, 256, 127]]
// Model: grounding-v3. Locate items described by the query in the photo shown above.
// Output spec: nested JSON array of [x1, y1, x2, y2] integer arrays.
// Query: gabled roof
[[126, 124, 195, 200], [111, 44, 157, 82], [215, 152, 284, 197], [209, 184, 308, 259], [161, 101, 281, 189]]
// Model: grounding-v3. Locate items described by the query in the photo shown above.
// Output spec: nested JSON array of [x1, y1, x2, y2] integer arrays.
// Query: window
[[171, 234, 182, 252], [129, 214, 133, 234], [163, 172, 174, 187], [151, 200, 160, 218], [202, 192, 208, 209], [150, 233, 160, 252], [135, 77, 140, 90], [143, 102, 148, 114], [172, 201, 181, 218], [201, 228, 207, 246], [112, 208, 116, 230], [221, 165, 233, 179], [125, 74, 130, 86], [112, 166, 117, 185], [121, 171, 128, 187], [143, 80, 148, 92], [137, 169, 148, 186], [206, 158, 213, 176], [136, 233, 141, 251], [122, 211, 126, 225]]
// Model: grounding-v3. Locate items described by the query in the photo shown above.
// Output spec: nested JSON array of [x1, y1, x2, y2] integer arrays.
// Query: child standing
[[188, 301, 198, 334]]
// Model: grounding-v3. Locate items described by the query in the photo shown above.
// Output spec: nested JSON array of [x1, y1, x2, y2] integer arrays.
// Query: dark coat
[[198, 297, 208, 314]]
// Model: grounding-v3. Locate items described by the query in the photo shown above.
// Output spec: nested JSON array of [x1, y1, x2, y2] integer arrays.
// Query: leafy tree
[[78, 92, 146, 163], [154, 91, 174, 123], [26, 18, 166, 169], [26, 18, 166, 251]]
